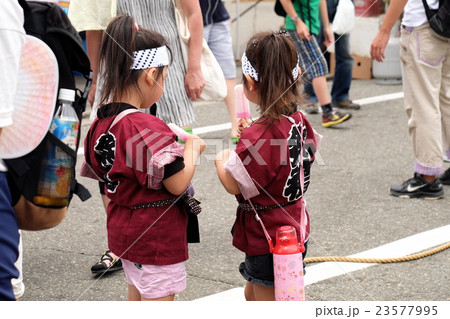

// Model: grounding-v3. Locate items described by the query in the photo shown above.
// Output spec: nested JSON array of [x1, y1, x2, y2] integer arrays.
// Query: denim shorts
[[239, 241, 308, 288]]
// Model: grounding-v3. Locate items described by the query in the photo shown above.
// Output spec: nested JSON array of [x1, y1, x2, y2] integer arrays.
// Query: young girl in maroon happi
[[215, 31, 321, 301], [81, 15, 206, 301]]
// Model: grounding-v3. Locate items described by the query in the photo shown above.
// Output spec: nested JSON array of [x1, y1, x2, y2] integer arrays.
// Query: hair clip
[[274, 30, 290, 37], [252, 39, 258, 47], [134, 20, 140, 31]]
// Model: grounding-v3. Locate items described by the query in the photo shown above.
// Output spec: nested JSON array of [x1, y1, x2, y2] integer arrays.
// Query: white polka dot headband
[[131, 46, 170, 70], [241, 51, 300, 82]]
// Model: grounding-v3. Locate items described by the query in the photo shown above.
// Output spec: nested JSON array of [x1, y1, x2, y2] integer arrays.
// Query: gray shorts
[[204, 20, 236, 79]]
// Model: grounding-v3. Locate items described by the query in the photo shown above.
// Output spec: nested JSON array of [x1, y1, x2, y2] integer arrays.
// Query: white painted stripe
[[194, 288, 245, 302], [305, 224, 450, 286], [190, 92, 405, 136], [192, 122, 232, 135], [77, 91, 404, 157], [194, 224, 450, 301], [353, 91, 404, 106]]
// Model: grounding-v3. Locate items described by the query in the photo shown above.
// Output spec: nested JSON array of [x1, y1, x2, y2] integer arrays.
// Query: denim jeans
[[0, 172, 19, 301], [304, 0, 354, 103]]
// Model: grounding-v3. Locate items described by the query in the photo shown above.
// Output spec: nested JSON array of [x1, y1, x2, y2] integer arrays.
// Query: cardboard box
[[329, 53, 372, 80], [352, 55, 372, 80]]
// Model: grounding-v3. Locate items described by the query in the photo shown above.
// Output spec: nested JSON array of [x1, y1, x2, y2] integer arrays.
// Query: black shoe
[[91, 250, 123, 275], [390, 173, 443, 199], [438, 167, 450, 185], [304, 101, 319, 114]]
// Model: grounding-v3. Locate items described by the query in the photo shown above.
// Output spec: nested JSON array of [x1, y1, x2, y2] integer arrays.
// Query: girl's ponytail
[[243, 32, 303, 122], [99, 15, 137, 106]]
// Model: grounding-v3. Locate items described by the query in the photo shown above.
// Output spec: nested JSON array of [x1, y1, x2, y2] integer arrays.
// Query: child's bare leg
[[252, 284, 275, 301], [244, 281, 255, 301], [142, 294, 175, 301], [128, 285, 141, 301], [312, 76, 331, 106], [244, 281, 275, 301], [128, 285, 175, 301]]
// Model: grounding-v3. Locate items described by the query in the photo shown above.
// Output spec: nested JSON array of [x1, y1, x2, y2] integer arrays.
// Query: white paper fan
[[0, 35, 58, 159]]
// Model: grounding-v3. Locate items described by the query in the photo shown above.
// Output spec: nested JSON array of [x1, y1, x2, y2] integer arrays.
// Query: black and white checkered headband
[[131, 46, 169, 70], [241, 52, 300, 82]]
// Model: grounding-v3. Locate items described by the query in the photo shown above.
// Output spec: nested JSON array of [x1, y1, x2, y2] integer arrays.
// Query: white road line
[[354, 91, 404, 106], [77, 91, 404, 156], [194, 224, 450, 301]]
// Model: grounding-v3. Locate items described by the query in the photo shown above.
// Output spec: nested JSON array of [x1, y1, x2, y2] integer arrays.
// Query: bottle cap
[[58, 88, 75, 102], [276, 226, 298, 243]]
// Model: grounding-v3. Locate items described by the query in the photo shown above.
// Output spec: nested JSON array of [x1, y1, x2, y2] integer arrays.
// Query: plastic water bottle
[[273, 225, 305, 301], [34, 88, 79, 207]]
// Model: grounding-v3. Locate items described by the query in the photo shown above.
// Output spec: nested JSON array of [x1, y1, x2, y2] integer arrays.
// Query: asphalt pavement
[[18, 76, 450, 303]]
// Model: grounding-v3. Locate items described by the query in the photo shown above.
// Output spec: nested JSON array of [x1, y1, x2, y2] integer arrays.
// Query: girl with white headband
[[81, 15, 206, 301], [215, 31, 321, 301]]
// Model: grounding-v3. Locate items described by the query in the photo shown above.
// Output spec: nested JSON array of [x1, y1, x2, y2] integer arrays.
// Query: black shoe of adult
[[438, 167, 450, 185], [390, 173, 443, 199], [91, 250, 123, 275]]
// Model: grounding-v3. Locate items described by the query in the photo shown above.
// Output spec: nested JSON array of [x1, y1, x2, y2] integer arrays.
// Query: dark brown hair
[[242, 31, 304, 122], [99, 14, 172, 107]]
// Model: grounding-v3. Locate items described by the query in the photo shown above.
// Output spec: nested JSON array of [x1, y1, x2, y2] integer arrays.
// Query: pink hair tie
[[134, 21, 139, 31]]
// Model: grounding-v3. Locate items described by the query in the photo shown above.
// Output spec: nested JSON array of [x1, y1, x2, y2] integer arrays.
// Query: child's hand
[[186, 134, 206, 154], [237, 118, 252, 136]]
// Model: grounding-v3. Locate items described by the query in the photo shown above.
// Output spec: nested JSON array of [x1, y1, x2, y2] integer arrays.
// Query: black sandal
[[91, 250, 123, 275]]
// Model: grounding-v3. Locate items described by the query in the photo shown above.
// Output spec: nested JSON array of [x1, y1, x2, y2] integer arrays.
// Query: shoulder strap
[[248, 199, 274, 253], [109, 109, 140, 129], [421, 0, 439, 19], [85, 108, 140, 167]]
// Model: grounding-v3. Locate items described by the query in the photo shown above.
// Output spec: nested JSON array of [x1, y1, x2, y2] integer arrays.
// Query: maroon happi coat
[[223, 112, 320, 256], [82, 104, 188, 265]]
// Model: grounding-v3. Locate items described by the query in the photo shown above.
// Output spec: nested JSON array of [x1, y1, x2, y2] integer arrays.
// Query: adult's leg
[[439, 37, 450, 164], [204, 21, 239, 138], [401, 24, 447, 179], [331, 32, 353, 103], [0, 173, 19, 301]]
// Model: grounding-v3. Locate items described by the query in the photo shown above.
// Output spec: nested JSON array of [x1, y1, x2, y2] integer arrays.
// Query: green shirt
[[284, 0, 321, 35]]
